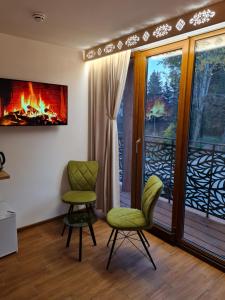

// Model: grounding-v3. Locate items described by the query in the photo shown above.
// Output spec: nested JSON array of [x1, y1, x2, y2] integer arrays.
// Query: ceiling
[[0, 0, 220, 49]]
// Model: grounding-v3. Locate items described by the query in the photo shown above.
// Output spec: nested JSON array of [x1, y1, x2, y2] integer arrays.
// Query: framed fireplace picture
[[0, 78, 68, 126]]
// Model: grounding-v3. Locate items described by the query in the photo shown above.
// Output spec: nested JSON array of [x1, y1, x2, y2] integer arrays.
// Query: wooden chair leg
[[66, 226, 73, 248], [106, 229, 118, 270], [137, 231, 156, 270], [79, 227, 82, 262], [88, 223, 97, 246], [140, 230, 150, 247], [107, 229, 115, 247]]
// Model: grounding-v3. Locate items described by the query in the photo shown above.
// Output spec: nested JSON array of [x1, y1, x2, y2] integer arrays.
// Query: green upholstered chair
[[61, 161, 99, 250], [106, 175, 163, 270]]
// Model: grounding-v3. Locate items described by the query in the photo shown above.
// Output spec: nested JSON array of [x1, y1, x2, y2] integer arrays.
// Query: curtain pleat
[[88, 50, 131, 213]]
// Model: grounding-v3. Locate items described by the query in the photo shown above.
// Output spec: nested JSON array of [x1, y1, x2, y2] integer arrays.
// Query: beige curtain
[[88, 50, 131, 213]]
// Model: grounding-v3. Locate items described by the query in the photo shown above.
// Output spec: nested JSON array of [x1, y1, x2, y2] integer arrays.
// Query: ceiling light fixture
[[32, 12, 47, 22]]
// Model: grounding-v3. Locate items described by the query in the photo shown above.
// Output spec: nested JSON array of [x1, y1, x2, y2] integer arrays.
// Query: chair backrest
[[141, 175, 163, 227], [67, 161, 99, 191]]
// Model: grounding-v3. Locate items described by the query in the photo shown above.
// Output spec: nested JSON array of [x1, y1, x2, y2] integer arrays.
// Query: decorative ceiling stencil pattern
[[84, 2, 225, 61], [153, 24, 172, 38], [189, 9, 216, 26]]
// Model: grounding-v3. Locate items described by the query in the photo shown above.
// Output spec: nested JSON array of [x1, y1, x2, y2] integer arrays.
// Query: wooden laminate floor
[[0, 219, 225, 300]]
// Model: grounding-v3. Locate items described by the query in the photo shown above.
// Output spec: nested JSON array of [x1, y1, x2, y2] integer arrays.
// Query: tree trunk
[[192, 109, 203, 141], [191, 64, 212, 142]]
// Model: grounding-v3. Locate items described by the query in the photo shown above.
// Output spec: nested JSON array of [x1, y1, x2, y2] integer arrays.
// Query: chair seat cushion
[[107, 208, 147, 229], [62, 191, 96, 204]]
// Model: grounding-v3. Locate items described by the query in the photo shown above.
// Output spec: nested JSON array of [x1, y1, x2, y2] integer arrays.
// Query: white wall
[[0, 33, 88, 228]]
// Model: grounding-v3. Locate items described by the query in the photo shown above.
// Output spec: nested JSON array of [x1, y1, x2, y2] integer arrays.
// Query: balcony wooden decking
[[120, 192, 225, 259]]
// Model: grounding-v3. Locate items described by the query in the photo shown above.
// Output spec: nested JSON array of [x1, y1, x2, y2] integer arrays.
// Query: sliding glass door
[[143, 48, 182, 231], [134, 41, 188, 237], [183, 31, 225, 261], [133, 29, 225, 269]]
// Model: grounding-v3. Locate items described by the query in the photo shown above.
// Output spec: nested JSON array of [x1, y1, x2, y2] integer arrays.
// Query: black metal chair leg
[[137, 231, 156, 270], [140, 230, 150, 247], [62, 204, 74, 236], [79, 227, 82, 262], [66, 226, 73, 248], [88, 203, 95, 214], [85, 203, 97, 246], [88, 223, 97, 246], [106, 229, 118, 270], [107, 229, 115, 247]]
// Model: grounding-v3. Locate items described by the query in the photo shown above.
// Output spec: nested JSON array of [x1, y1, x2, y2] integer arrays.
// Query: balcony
[[119, 134, 225, 258]]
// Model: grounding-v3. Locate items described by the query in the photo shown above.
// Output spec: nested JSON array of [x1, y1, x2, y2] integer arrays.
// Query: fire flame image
[[0, 80, 67, 126]]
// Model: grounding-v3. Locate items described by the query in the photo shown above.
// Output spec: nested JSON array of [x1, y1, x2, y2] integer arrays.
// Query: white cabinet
[[0, 209, 18, 257]]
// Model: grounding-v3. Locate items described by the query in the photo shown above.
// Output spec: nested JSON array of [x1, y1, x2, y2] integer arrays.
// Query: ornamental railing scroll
[[118, 134, 225, 220]]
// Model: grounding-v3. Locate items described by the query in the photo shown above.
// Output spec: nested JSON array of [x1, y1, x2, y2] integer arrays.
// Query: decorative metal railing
[[118, 134, 124, 182], [144, 137, 175, 204], [118, 134, 225, 220], [185, 143, 225, 220]]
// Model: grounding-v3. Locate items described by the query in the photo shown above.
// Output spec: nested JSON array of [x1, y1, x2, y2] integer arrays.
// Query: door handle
[[136, 138, 141, 153]]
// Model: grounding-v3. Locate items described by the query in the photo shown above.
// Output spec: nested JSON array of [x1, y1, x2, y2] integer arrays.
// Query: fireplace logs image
[[0, 78, 68, 126]]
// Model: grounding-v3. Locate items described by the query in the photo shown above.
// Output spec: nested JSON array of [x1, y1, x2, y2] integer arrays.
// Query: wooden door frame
[[131, 27, 225, 272], [131, 50, 146, 210], [175, 27, 225, 272], [133, 40, 190, 242]]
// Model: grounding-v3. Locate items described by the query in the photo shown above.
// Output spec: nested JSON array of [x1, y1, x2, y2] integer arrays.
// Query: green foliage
[[146, 53, 181, 138], [146, 98, 167, 120], [145, 43, 225, 143], [190, 45, 225, 142], [147, 71, 162, 98], [160, 43, 225, 143], [160, 54, 181, 104], [163, 123, 176, 139], [209, 68, 225, 94], [195, 47, 225, 73], [163, 81, 173, 103]]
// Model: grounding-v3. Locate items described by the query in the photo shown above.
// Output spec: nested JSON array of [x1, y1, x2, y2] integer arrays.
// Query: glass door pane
[[144, 49, 182, 231], [184, 34, 225, 258], [117, 61, 134, 208]]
